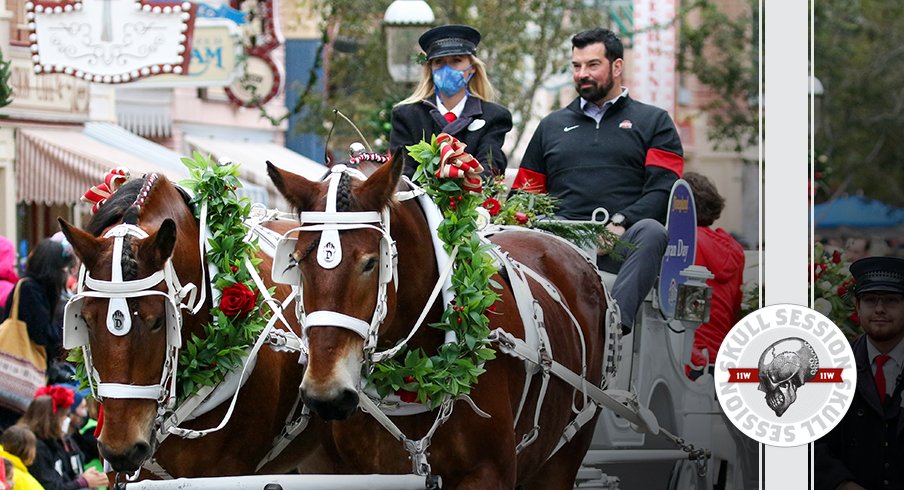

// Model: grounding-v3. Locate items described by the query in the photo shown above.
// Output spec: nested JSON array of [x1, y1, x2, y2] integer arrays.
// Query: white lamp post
[[383, 0, 434, 83]]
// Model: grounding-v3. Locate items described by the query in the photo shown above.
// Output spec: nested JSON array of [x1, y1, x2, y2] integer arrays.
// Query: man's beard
[[576, 74, 614, 104]]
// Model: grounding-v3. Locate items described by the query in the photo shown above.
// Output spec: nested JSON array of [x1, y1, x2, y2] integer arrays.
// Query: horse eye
[[363, 258, 377, 273], [150, 317, 164, 331]]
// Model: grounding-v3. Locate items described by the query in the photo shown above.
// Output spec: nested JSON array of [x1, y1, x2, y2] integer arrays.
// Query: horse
[[266, 153, 611, 489], [58, 173, 333, 479]]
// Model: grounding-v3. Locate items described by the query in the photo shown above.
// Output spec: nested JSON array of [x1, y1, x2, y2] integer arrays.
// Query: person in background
[[512, 27, 683, 334], [60, 386, 98, 467], [0, 236, 18, 320], [815, 256, 904, 490], [683, 172, 746, 374], [681, 172, 756, 488], [0, 239, 75, 429], [390, 24, 512, 177], [19, 385, 107, 490], [0, 425, 44, 490]]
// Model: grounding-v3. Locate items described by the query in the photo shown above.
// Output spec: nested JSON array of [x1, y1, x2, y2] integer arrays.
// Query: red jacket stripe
[[645, 148, 684, 176], [511, 167, 547, 193]]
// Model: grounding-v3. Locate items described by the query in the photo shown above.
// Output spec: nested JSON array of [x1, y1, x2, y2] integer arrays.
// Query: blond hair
[[397, 55, 496, 106]]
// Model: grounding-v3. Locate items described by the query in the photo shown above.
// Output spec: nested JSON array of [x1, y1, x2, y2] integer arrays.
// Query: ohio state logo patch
[[714, 304, 856, 447], [619, 119, 633, 129]]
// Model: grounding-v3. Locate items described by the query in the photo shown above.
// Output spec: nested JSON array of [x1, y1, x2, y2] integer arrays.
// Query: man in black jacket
[[816, 256, 904, 490], [513, 27, 683, 333]]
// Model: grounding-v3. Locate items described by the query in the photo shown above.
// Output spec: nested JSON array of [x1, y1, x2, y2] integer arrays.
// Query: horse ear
[[137, 219, 177, 270], [267, 161, 319, 211], [58, 218, 104, 270], [354, 152, 404, 211]]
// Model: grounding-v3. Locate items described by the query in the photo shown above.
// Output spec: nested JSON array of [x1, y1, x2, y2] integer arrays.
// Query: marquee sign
[[26, 0, 198, 84]]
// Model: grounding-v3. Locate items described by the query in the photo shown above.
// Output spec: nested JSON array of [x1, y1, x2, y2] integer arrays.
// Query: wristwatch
[[610, 213, 626, 227]]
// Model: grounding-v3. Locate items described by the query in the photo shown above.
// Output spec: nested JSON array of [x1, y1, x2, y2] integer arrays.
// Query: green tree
[[0, 48, 12, 110], [676, 0, 759, 154], [814, 0, 904, 206]]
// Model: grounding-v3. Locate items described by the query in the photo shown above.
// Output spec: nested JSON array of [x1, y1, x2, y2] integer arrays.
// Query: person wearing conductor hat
[[816, 257, 904, 490], [390, 24, 512, 178]]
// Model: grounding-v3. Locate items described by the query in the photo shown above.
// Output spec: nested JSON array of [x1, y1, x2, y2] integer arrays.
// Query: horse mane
[[86, 175, 194, 237], [84, 174, 194, 281]]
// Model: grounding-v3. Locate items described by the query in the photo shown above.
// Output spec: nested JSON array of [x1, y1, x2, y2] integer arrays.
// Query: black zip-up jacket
[[514, 95, 684, 226], [390, 95, 513, 177]]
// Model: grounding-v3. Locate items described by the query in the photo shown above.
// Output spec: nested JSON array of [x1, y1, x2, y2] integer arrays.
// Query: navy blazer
[[390, 95, 512, 177], [815, 335, 904, 490]]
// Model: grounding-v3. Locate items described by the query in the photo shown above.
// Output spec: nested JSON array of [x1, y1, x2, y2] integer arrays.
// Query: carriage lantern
[[675, 265, 714, 324], [383, 0, 435, 83]]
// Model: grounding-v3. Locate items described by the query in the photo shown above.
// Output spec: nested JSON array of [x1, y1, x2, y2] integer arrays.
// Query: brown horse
[[267, 154, 609, 489], [58, 174, 332, 478]]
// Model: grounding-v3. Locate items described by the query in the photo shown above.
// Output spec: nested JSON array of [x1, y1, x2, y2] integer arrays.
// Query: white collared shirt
[[437, 94, 468, 119], [580, 87, 629, 123], [866, 337, 904, 397]]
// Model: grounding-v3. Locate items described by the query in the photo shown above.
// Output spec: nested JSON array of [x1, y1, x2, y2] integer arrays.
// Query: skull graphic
[[757, 338, 819, 417]]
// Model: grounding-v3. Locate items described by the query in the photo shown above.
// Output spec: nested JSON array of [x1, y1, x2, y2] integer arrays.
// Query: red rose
[[482, 198, 502, 216], [514, 212, 529, 224], [837, 285, 847, 297], [219, 283, 257, 318], [396, 376, 418, 403], [831, 250, 842, 264], [848, 311, 860, 325]]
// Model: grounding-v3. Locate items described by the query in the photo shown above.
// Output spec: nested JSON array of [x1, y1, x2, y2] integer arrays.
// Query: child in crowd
[[0, 425, 44, 490], [19, 385, 107, 490]]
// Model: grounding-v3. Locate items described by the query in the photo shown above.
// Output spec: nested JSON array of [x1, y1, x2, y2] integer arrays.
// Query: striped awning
[[16, 127, 173, 206]]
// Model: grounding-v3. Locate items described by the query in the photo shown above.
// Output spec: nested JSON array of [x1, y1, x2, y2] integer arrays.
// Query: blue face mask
[[432, 64, 473, 98]]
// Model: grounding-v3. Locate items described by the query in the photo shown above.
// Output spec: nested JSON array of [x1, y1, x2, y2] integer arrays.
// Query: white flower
[[819, 280, 832, 292], [814, 298, 832, 316]]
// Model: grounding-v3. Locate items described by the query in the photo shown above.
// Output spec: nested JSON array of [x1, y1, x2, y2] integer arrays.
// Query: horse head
[[59, 174, 205, 472], [267, 154, 408, 420]]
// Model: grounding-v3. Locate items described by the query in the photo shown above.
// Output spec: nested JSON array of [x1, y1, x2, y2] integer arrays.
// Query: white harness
[[63, 221, 207, 404], [272, 164, 398, 358]]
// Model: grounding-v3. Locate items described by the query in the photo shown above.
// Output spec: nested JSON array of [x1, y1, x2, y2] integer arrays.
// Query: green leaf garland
[[365, 135, 499, 408], [176, 152, 271, 401], [68, 153, 272, 401]]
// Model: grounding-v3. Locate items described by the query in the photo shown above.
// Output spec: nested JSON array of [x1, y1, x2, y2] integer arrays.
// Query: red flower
[[482, 198, 502, 216], [514, 212, 529, 224], [219, 283, 258, 318], [848, 311, 860, 325], [813, 262, 827, 279], [230, 265, 239, 273], [396, 376, 418, 403], [831, 250, 842, 264], [837, 285, 848, 297]]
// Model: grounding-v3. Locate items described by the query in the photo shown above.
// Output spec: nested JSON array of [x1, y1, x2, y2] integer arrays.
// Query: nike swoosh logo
[[564, 125, 580, 132]]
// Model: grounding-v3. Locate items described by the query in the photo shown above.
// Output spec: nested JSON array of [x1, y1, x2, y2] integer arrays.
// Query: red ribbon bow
[[81, 167, 131, 213], [435, 133, 484, 193]]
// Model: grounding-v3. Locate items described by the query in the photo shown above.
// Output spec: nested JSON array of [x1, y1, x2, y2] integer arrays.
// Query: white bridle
[[272, 164, 398, 356], [64, 218, 207, 405]]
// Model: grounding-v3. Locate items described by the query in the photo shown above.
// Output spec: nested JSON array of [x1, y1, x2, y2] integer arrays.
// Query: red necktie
[[444, 112, 457, 123], [875, 354, 891, 404]]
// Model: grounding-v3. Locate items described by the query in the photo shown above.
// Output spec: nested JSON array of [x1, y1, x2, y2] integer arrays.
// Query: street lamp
[[383, 0, 434, 83]]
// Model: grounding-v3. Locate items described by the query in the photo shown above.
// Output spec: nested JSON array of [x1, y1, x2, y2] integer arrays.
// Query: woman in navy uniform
[[390, 24, 512, 177]]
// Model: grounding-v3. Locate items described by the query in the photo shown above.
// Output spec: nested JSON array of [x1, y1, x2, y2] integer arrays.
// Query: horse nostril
[[301, 387, 359, 421], [99, 441, 153, 473], [129, 441, 152, 462]]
